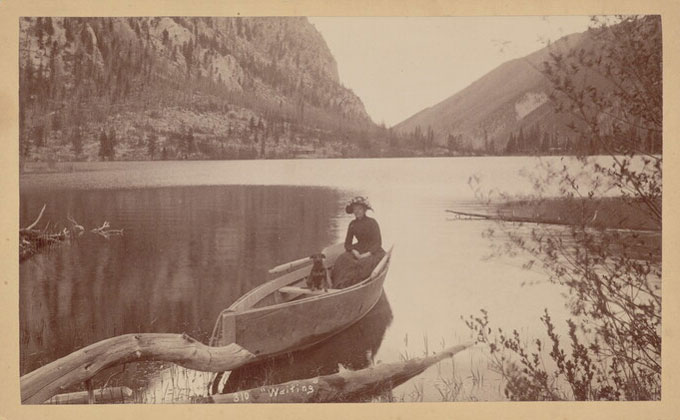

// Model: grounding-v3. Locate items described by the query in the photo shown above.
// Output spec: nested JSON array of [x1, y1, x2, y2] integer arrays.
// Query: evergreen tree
[[541, 131, 551, 153], [35, 18, 45, 49], [260, 133, 266, 158], [21, 137, 31, 158], [147, 132, 157, 158], [52, 112, 62, 132], [413, 125, 422, 143], [19, 98, 27, 156], [516, 128, 525, 153], [72, 126, 83, 157], [425, 126, 434, 150], [108, 128, 117, 159], [64, 19, 74, 43], [34, 125, 45, 148], [505, 132, 516, 154], [182, 39, 194, 71], [236, 17, 243, 37], [645, 129, 659, 154], [98, 129, 108, 160], [447, 133, 457, 152], [44, 17, 54, 36], [80, 25, 94, 54], [483, 129, 492, 154], [184, 129, 195, 153], [244, 23, 252, 41]]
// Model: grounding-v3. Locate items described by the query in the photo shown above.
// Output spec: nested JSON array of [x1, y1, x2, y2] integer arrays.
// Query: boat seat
[[278, 286, 339, 296]]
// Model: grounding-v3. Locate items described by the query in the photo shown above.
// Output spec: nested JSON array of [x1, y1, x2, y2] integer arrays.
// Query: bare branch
[[21, 204, 46, 232]]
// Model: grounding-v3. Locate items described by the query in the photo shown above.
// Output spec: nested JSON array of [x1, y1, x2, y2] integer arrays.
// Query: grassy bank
[[495, 196, 660, 232]]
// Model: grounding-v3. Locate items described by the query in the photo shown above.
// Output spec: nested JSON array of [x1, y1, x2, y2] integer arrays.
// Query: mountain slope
[[394, 31, 591, 152], [19, 17, 376, 161]]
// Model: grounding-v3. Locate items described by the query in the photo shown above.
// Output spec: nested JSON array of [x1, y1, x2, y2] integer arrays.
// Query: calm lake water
[[20, 157, 577, 402]]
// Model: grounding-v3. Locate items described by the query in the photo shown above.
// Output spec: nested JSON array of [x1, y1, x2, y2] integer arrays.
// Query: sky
[[309, 16, 594, 127]]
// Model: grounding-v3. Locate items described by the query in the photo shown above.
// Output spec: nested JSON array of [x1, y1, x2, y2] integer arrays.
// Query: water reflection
[[20, 185, 343, 375], [221, 292, 393, 394], [19, 158, 589, 401]]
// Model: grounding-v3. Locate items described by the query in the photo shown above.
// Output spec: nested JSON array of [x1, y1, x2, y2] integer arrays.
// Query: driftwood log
[[193, 343, 472, 403], [45, 386, 133, 404], [20, 333, 257, 404], [446, 209, 573, 226]]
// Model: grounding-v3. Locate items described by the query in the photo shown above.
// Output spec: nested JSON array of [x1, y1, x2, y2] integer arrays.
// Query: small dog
[[307, 253, 332, 292]]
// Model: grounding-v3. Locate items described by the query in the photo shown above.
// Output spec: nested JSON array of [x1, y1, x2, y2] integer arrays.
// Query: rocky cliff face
[[19, 17, 374, 161]]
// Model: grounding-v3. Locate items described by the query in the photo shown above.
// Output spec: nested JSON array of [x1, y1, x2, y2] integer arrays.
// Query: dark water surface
[[20, 185, 345, 374], [20, 158, 580, 401]]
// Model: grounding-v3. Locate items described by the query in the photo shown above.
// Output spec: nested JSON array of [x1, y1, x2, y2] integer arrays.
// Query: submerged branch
[[19, 205, 123, 262], [91, 221, 124, 239]]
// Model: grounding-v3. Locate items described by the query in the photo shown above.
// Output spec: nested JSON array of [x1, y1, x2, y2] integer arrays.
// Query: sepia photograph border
[[2, 0, 679, 419]]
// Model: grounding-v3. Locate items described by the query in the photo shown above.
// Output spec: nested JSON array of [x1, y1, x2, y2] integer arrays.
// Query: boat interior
[[232, 243, 391, 310]]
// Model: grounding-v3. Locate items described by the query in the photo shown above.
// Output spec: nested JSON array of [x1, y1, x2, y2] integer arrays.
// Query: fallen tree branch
[[91, 221, 124, 239], [20, 206, 123, 262], [21, 204, 46, 232], [21, 333, 257, 404], [20, 204, 71, 262], [67, 214, 85, 236], [192, 343, 472, 404], [446, 209, 573, 226]]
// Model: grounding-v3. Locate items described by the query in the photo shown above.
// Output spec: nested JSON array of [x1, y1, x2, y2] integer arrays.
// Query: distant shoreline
[[20, 154, 626, 175]]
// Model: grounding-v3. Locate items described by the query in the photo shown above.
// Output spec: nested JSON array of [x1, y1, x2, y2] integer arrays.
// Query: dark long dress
[[331, 216, 385, 289]]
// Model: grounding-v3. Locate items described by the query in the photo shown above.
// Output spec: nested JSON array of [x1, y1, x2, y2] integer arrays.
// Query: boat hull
[[214, 245, 392, 363], [235, 268, 387, 358]]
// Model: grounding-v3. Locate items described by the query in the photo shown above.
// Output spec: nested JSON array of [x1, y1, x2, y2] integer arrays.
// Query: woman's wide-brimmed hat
[[345, 196, 373, 214]]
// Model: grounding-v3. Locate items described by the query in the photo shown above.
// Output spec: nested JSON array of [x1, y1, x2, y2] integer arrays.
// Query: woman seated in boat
[[331, 196, 386, 289]]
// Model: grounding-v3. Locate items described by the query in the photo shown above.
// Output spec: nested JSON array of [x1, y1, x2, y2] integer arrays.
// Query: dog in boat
[[307, 253, 332, 292]]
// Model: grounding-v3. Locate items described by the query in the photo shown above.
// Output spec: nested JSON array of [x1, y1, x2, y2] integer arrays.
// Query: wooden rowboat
[[209, 243, 394, 362]]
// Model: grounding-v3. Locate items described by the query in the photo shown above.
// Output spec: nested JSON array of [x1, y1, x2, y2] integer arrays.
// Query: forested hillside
[[19, 17, 397, 162], [394, 17, 662, 156]]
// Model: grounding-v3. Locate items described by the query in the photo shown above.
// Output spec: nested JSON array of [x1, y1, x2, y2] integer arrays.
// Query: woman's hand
[[351, 249, 361, 259], [357, 252, 371, 259]]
